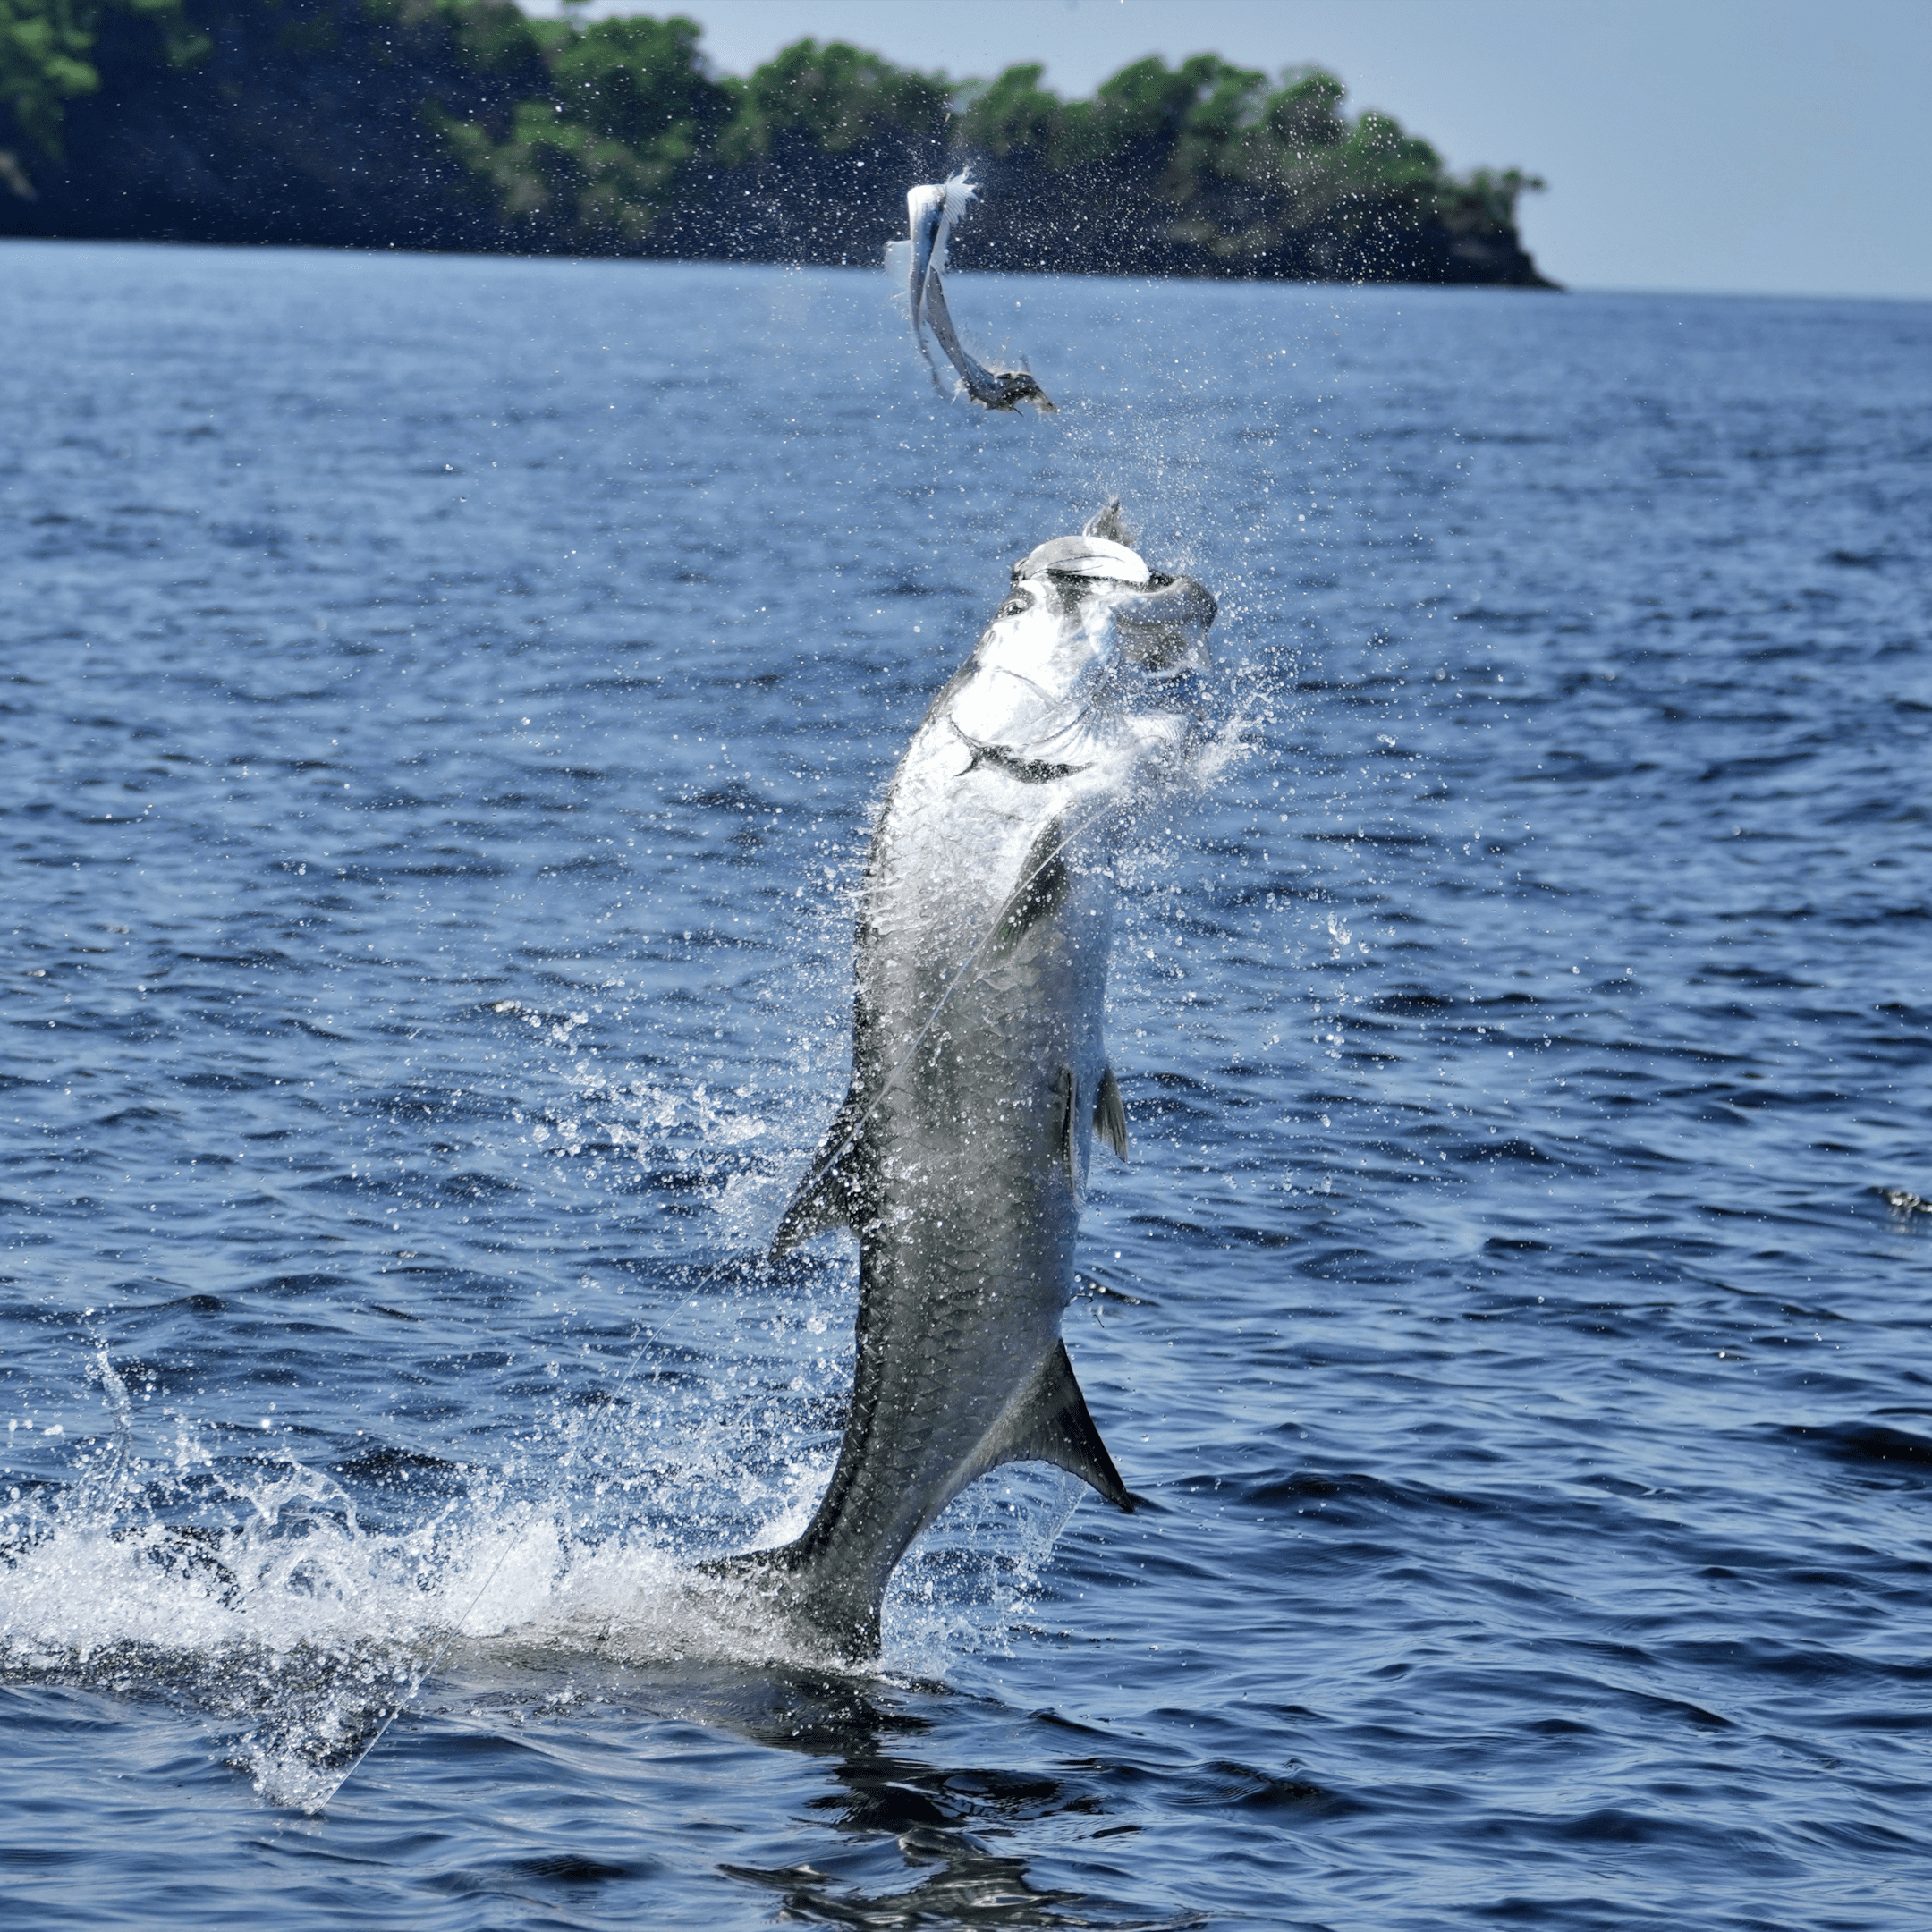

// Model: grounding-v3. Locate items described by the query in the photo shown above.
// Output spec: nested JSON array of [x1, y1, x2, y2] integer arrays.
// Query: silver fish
[[715, 501, 1216, 1655], [907, 175, 1055, 413]]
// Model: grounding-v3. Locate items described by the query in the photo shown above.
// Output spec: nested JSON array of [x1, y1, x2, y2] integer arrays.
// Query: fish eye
[[997, 593, 1032, 619]]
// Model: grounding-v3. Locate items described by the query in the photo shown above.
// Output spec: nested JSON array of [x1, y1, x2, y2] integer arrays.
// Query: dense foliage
[[0, 0, 1548, 284], [435, 9, 731, 244], [1, 0, 191, 165], [955, 55, 1544, 271]]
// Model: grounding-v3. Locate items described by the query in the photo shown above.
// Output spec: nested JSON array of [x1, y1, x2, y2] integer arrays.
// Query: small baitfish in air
[[905, 174, 1055, 413], [712, 501, 1216, 1656]]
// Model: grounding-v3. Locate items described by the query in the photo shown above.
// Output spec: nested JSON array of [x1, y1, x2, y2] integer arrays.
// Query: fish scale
[[709, 505, 1217, 1652]]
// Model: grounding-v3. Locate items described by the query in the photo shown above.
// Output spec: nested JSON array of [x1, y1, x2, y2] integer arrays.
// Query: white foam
[[1, 1421, 1089, 1810]]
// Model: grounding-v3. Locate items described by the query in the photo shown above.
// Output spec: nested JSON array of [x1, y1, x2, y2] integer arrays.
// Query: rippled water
[[3, 239, 1929, 1928]]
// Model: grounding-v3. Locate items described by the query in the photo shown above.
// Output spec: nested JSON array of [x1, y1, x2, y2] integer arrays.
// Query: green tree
[[1, 0, 97, 157], [3, 5, 1545, 282], [717, 36, 945, 164], [1, 0, 188, 164], [1437, 164, 1546, 235], [1262, 67, 1347, 157], [1054, 53, 1203, 165], [436, 9, 729, 243], [953, 60, 1058, 158], [437, 0, 548, 75], [1162, 55, 1268, 205]]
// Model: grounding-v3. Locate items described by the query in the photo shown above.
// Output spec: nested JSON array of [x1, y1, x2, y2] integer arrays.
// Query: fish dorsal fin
[[1082, 497, 1136, 549], [984, 1340, 1135, 1512], [1093, 1066, 1129, 1161], [770, 1083, 869, 1258]]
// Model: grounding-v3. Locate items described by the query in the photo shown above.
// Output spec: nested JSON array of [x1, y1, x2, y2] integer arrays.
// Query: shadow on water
[[0, 1627, 419, 1796], [443, 1654, 1212, 1929]]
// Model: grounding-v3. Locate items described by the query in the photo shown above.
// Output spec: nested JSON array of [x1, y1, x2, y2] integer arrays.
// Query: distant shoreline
[[1, 0, 1555, 289], [2, 231, 1568, 293]]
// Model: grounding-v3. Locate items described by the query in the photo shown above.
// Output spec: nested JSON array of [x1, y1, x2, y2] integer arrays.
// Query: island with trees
[[0, 0, 1554, 284]]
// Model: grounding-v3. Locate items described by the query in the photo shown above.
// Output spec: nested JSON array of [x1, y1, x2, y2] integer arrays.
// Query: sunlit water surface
[[3, 241, 1929, 1929]]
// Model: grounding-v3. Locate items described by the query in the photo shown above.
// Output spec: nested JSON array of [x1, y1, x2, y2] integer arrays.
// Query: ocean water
[[2, 238, 1929, 1930]]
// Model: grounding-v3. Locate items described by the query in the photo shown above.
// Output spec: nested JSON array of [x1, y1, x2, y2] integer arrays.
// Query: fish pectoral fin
[[991, 818, 1074, 956], [1054, 1063, 1077, 1182], [770, 1085, 869, 1259], [1093, 1066, 1130, 1161], [995, 1341, 1135, 1513]]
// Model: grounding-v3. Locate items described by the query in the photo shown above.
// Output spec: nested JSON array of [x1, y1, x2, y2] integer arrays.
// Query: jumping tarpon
[[713, 502, 1216, 1655], [906, 175, 1055, 413]]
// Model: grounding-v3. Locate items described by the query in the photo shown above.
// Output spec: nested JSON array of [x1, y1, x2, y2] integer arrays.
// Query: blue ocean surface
[[2, 239, 1929, 1930]]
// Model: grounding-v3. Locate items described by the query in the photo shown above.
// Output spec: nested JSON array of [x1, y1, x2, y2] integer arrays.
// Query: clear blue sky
[[543, 0, 1932, 298]]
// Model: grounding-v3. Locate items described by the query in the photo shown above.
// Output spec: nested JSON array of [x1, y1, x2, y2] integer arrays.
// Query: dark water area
[[2, 239, 1929, 1928]]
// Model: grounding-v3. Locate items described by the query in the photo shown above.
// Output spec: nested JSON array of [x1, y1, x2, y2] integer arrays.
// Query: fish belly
[[775, 818, 1113, 1645]]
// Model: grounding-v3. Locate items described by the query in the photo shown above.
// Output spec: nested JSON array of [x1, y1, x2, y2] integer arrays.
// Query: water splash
[[1, 1335, 1094, 1809]]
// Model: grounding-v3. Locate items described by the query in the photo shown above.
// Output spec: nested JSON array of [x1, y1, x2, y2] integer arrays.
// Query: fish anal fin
[[1094, 1066, 1129, 1161], [990, 1340, 1134, 1512], [769, 1085, 869, 1259]]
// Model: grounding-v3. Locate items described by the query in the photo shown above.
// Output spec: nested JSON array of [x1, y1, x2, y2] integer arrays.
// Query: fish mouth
[[1108, 573, 1218, 673], [1000, 507, 1216, 681]]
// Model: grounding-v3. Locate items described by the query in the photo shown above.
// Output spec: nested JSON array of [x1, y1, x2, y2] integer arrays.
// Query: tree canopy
[[0, 0, 1548, 284]]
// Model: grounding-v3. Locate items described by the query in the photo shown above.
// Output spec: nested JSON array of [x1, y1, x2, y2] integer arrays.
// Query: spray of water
[[3, 267, 1322, 1813]]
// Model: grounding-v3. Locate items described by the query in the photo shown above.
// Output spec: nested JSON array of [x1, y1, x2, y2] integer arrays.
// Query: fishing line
[[318, 1301, 662, 1810], [323, 613, 1217, 1809], [319, 792, 1137, 1809]]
